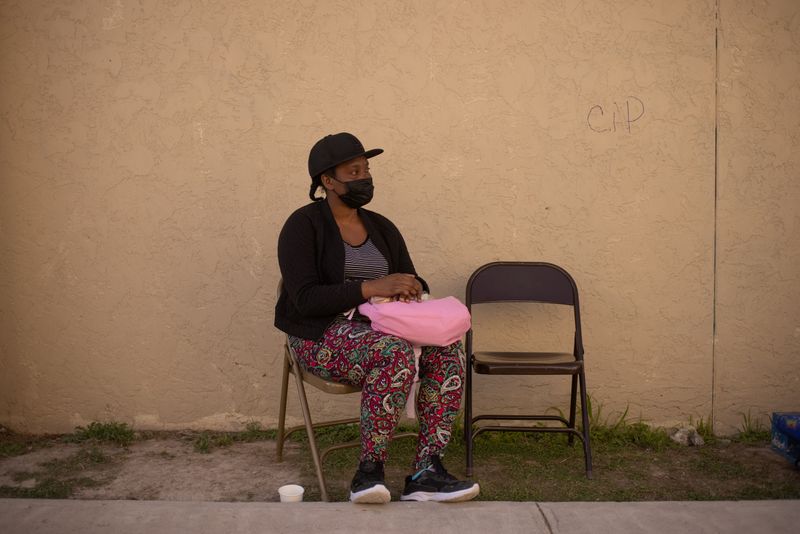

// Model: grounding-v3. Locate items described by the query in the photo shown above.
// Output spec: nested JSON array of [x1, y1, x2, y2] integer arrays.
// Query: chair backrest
[[466, 262, 584, 357], [467, 262, 576, 306]]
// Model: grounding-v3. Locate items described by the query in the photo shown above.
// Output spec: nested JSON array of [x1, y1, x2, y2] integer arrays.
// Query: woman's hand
[[362, 273, 423, 301]]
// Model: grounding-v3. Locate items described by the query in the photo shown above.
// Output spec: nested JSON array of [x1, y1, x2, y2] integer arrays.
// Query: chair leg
[[578, 370, 593, 479], [276, 349, 290, 462], [568, 374, 578, 446], [464, 361, 474, 477], [292, 367, 330, 501]]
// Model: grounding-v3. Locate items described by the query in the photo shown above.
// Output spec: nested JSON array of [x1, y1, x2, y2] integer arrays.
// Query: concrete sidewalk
[[0, 499, 796, 534]]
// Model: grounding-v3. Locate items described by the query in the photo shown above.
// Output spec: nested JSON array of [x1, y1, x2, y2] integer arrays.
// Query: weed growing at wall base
[[241, 421, 278, 442], [736, 410, 771, 444], [69, 422, 135, 446], [548, 395, 672, 451], [690, 415, 716, 444]]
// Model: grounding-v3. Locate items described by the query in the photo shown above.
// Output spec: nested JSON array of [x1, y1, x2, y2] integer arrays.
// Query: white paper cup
[[278, 484, 304, 502]]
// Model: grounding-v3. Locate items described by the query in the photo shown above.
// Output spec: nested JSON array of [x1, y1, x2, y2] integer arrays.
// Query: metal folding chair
[[275, 282, 415, 501], [464, 261, 593, 479]]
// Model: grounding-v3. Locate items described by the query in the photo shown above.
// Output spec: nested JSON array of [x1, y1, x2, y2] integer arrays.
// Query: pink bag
[[357, 296, 471, 418], [357, 296, 471, 347]]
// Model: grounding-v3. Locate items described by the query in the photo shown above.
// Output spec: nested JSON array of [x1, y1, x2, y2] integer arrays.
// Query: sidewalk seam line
[[535, 503, 555, 534]]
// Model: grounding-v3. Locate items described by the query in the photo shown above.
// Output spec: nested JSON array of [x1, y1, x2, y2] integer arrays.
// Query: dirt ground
[[0, 436, 314, 502], [1, 430, 799, 502]]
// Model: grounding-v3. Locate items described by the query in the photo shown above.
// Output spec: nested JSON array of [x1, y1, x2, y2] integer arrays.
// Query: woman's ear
[[321, 171, 336, 191]]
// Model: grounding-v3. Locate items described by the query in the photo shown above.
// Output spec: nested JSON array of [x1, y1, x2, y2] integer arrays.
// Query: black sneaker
[[349, 460, 391, 504], [401, 456, 480, 502]]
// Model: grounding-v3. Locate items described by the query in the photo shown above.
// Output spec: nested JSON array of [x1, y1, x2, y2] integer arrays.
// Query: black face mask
[[334, 177, 374, 208]]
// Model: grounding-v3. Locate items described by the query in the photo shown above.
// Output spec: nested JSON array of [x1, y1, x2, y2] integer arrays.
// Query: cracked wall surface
[[0, 0, 796, 434]]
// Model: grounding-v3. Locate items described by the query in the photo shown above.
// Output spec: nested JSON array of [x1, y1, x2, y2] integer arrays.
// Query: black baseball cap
[[308, 132, 383, 179]]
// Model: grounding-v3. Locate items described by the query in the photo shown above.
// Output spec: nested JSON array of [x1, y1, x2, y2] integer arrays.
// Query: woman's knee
[[422, 342, 465, 375], [370, 335, 416, 377]]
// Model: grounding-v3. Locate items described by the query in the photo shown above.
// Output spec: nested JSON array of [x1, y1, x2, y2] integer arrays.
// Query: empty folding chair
[[463, 261, 592, 478]]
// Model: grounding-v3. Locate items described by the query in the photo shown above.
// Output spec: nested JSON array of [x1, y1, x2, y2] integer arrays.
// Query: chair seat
[[293, 364, 361, 394], [473, 351, 582, 375]]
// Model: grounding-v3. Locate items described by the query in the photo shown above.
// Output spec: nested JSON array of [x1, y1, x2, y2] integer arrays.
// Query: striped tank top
[[344, 237, 389, 282]]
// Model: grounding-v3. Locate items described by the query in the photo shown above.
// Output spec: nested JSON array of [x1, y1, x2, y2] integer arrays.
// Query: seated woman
[[275, 132, 479, 504]]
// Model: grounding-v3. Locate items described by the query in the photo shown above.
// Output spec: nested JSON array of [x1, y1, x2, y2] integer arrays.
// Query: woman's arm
[[278, 211, 364, 316]]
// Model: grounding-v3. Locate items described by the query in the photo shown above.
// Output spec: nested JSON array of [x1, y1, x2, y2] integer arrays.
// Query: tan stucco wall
[[0, 0, 796, 434], [715, 0, 800, 432]]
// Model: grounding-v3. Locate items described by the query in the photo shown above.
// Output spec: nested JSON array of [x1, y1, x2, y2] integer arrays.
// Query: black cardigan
[[275, 201, 429, 340]]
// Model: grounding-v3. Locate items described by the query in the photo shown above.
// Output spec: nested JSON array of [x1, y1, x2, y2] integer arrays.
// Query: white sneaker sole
[[400, 483, 480, 503], [350, 484, 391, 504]]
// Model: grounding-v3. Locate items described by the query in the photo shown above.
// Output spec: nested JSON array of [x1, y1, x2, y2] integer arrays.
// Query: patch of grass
[[734, 411, 771, 444], [240, 421, 277, 442], [194, 432, 212, 453], [11, 471, 38, 483], [0, 442, 28, 457], [690, 415, 716, 444], [193, 431, 239, 453], [84, 447, 110, 464], [593, 421, 673, 452], [70, 422, 135, 446], [584, 394, 627, 430], [688, 447, 747, 479], [0, 476, 103, 499], [190, 422, 278, 453], [0, 478, 74, 499], [40, 447, 111, 476], [0, 446, 114, 499], [0, 427, 57, 458], [313, 424, 362, 445], [549, 396, 673, 452], [215, 434, 234, 447], [285, 400, 800, 503]]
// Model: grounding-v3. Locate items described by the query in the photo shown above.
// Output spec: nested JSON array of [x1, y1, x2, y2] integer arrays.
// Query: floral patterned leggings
[[288, 316, 465, 471]]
